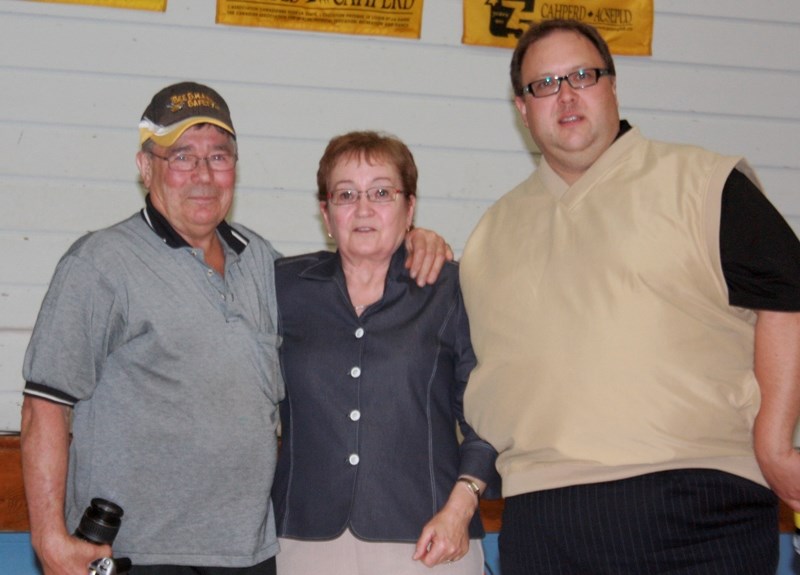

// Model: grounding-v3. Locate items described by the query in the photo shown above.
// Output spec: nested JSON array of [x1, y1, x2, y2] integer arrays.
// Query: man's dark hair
[[510, 19, 616, 97]]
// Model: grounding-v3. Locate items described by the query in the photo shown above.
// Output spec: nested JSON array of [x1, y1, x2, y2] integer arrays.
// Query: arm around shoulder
[[404, 227, 454, 287]]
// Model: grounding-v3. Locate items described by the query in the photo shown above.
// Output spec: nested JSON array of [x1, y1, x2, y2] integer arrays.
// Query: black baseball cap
[[138, 81, 235, 147]]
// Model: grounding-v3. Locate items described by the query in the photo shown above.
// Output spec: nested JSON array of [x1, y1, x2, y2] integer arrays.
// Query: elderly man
[[21, 82, 448, 575], [461, 19, 800, 575]]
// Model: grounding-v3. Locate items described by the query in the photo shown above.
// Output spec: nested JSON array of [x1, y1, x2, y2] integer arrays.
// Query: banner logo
[[463, 0, 653, 55]]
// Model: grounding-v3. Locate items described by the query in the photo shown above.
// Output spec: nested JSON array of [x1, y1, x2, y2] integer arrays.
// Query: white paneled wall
[[1, 0, 799, 430]]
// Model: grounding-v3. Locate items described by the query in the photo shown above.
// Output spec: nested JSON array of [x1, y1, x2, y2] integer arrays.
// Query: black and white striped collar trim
[[139, 194, 249, 255]]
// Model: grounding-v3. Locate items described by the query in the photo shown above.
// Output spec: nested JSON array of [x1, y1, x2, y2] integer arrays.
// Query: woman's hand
[[412, 478, 481, 566]]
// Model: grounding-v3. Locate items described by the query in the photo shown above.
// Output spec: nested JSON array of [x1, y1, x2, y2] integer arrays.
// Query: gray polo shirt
[[23, 202, 283, 567]]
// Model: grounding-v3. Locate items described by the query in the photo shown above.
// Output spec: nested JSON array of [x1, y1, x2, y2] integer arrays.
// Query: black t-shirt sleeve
[[720, 169, 800, 311]]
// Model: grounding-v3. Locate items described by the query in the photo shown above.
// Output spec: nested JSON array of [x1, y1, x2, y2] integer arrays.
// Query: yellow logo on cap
[[167, 91, 221, 112]]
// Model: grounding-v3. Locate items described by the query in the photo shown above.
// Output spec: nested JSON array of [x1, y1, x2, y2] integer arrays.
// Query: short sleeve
[[23, 253, 122, 403], [720, 169, 800, 311]]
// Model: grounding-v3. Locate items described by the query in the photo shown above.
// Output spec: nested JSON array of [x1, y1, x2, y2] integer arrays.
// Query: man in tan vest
[[461, 19, 800, 574]]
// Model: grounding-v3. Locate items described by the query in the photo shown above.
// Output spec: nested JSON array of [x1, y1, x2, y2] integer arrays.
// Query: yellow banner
[[463, 0, 653, 55], [217, 0, 424, 40], [29, 0, 166, 10]]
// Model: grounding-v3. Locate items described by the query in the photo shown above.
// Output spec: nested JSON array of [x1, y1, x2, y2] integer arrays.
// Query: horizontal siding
[[1, 0, 799, 429], [0, 333, 29, 430]]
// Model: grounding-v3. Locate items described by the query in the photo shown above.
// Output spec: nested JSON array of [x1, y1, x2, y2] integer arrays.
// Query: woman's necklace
[[354, 304, 367, 313]]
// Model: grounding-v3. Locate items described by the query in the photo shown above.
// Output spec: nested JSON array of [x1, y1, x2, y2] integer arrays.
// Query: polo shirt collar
[[140, 193, 249, 255]]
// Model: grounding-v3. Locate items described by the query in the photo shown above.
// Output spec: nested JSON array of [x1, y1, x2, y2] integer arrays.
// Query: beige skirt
[[277, 530, 485, 575]]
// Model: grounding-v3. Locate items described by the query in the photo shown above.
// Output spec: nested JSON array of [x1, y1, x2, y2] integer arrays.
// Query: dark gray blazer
[[273, 245, 498, 542]]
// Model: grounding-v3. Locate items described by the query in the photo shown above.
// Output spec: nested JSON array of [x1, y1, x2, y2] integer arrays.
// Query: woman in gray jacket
[[272, 131, 498, 574]]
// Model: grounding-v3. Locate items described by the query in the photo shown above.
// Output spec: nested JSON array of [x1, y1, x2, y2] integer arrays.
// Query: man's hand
[[756, 448, 800, 511], [34, 532, 112, 575], [404, 228, 453, 287]]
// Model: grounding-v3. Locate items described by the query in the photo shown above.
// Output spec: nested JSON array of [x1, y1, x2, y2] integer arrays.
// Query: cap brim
[[139, 117, 235, 147]]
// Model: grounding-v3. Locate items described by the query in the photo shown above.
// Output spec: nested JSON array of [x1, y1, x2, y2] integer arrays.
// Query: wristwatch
[[457, 477, 481, 500]]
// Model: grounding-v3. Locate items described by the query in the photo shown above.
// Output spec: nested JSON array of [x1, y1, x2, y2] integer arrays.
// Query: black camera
[[75, 498, 132, 575]]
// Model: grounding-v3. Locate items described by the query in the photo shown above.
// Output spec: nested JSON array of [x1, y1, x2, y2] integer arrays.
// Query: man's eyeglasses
[[149, 152, 238, 172], [524, 68, 613, 98], [328, 186, 405, 206]]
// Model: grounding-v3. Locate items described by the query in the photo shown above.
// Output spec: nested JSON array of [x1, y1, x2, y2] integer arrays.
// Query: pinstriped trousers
[[499, 469, 779, 575]]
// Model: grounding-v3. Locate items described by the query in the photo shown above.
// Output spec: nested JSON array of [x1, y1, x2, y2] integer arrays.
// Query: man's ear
[[136, 150, 153, 188], [514, 96, 530, 129]]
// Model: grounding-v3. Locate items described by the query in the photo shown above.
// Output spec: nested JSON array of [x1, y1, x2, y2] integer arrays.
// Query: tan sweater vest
[[461, 128, 766, 497]]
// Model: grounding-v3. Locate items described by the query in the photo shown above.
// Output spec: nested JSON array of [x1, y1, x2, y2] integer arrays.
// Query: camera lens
[[75, 498, 124, 545]]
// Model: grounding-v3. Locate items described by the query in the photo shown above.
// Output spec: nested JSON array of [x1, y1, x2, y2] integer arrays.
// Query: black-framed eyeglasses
[[328, 186, 405, 206], [149, 151, 238, 172], [523, 68, 613, 98]]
